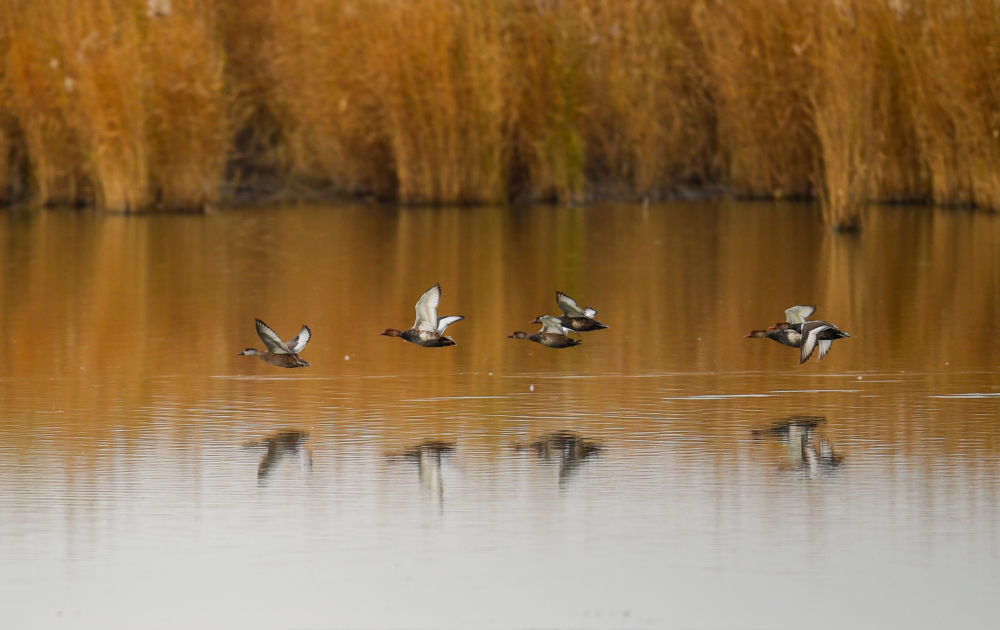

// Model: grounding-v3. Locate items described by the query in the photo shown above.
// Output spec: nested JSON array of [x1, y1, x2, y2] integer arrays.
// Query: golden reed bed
[[2, 0, 998, 229]]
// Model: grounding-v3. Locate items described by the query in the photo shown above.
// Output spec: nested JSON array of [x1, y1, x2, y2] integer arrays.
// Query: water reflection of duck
[[552, 291, 608, 331], [508, 315, 582, 348], [245, 429, 311, 483], [397, 441, 455, 503], [380, 283, 464, 347], [752, 416, 842, 474], [519, 431, 601, 487], [239, 319, 311, 367]]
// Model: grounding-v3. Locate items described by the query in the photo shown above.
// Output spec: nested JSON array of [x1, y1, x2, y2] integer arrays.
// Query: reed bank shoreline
[[1, 0, 998, 230]]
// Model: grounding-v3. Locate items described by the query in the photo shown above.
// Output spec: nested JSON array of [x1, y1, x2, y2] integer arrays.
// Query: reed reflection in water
[[0, 201, 998, 629]]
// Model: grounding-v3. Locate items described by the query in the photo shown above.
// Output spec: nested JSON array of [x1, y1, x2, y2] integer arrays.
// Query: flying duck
[[380, 283, 464, 347], [553, 291, 608, 331], [508, 315, 582, 348], [239, 319, 311, 367]]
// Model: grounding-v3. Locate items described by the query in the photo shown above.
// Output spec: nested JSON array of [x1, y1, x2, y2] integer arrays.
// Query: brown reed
[[693, 0, 818, 201], [810, 1, 876, 231], [1, 0, 228, 211], [1, 0, 999, 226]]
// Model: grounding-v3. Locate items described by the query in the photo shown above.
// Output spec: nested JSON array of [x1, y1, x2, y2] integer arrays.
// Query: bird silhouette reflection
[[752, 416, 843, 475], [392, 440, 455, 506], [244, 429, 311, 484], [518, 430, 602, 488]]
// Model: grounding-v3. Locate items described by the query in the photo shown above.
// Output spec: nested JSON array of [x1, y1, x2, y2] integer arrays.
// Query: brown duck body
[[556, 315, 608, 331], [508, 330, 582, 348], [745, 327, 802, 348], [380, 328, 457, 347], [239, 349, 311, 367], [744, 305, 813, 345]]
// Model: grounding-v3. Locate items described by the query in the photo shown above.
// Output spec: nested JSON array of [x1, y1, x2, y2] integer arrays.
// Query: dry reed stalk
[[502, 2, 588, 203], [374, 0, 507, 203], [864, 4, 928, 204], [143, 2, 229, 211], [906, 0, 1000, 210], [70, 1, 152, 212], [2, 0, 90, 206], [2, 0, 227, 211], [2, 0, 1000, 220], [227, 0, 396, 198], [904, 2, 972, 207], [693, 0, 817, 200], [581, 1, 714, 198], [0, 117, 10, 202], [811, 1, 876, 231]]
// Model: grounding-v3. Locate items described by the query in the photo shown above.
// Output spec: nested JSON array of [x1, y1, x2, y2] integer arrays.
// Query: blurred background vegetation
[[1, 0, 998, 229]]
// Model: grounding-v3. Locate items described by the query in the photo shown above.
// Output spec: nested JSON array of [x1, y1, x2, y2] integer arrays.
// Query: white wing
[[537, 315, 571, 335], [255, 319, 290, 354], [799, 323, 831, 364], [436, 315, 464, 334], [413, 284, 442, 332], [785, 305, 816, 325], [556, 291, 590, 318], [816, 339, 833, 361], [286, 325, 311, 354]]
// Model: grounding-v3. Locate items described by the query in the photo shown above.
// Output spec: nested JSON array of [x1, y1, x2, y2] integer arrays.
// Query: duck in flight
[[553, 291, 608, 331], [745, 304, 814, 347], [745, 305, 849, 363], [379, 283, 464, 347], [508, 315, 582, 348], [772, 320, 850, 364], [239, 319, 311, 367]]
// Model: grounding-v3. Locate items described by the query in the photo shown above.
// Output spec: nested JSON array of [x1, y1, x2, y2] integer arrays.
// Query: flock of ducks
[[239, 285, 851, 367]]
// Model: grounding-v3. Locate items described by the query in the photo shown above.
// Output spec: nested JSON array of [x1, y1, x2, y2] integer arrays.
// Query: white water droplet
[[529, 384, 535, 392], [344, 355, 350, 361]]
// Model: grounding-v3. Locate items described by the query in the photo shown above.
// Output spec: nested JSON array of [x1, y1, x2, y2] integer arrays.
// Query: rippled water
[[1, 202, 998, 629]]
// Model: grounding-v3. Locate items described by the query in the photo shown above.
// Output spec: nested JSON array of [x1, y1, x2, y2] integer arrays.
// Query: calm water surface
[[1, 202, 998, 629]]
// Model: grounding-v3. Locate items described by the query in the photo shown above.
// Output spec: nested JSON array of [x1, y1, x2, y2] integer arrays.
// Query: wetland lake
[[1, 201, 998, 629]]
